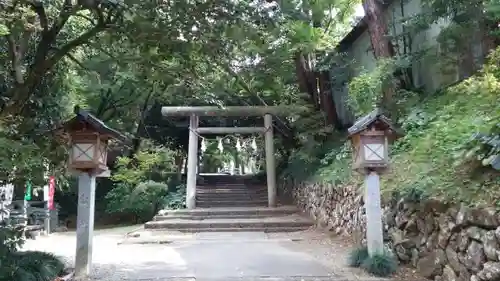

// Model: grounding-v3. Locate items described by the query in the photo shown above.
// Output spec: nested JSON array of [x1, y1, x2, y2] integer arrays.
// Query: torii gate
[[161, 106, 290, 209]]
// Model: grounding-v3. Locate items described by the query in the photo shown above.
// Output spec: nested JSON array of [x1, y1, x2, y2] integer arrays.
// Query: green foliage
[[361, 251, 398, 277], [386, 48, 500, 206], [348, 59, 397, 115], [162, 184, 186, 210], [0, 222, 65, 281], [105, 181, 169, 222], [111, 143, 176, 187], [7, 251, 66, 281], [347, 246, 369, 268], [285, 44, 500, 207]]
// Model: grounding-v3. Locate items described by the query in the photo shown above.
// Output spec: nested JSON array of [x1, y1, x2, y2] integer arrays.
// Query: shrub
[[7, 251, 65, 281], [163, 184, 186, 210], [0, 222, 65, 281], [347, 246, 369, 268], [105, 181, 169, 223], [361, 250, 398, 277]]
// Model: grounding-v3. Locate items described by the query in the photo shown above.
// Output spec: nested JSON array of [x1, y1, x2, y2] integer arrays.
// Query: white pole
[[43, 185, 50, 235], [364, 171, 384, 255], [43, 161, 50, 235], [186, 114, 199, 209], [75, 172, 97, 277], [264, 114, 277, 207]]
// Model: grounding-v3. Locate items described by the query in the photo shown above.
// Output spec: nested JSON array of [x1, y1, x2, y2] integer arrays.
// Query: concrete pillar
[[365, 171, 384, 255], [264, 114, 277, 207], [186, 114, 199, 209], [75, 172, 96, 278]]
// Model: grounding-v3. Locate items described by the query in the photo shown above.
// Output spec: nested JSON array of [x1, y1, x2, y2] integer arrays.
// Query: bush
[[0, 223, 65, 281], [347, 246, 369, 268], [162, 184, 186, 210], [7, 251, 65, 281], [105, 181, 169, 223], [347, 246, 398, 277], [361, 251, 398, 277]]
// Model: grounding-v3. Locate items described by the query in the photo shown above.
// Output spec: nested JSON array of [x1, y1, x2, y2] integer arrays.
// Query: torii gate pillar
[[264, 114, 277, 207], [186, 114, 199, 209]]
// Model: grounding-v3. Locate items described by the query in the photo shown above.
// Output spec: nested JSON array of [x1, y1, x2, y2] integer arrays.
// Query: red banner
[[48, 176, 55, 210]]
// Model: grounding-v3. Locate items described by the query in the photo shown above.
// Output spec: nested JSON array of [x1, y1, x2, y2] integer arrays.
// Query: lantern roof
[[347, 108, 404, 137], [62, 106, 127, 142]]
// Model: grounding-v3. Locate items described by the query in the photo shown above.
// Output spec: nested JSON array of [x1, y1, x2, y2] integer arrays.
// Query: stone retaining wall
[[289, 181, 500, 281]]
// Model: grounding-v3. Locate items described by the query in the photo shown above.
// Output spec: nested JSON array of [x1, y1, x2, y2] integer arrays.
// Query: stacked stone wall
[[289, 181, 500, 281]]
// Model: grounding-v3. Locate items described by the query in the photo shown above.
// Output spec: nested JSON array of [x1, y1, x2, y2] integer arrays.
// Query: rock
[[439, 215, 457, 248], [457, 206, 498, 229], [390, 228, 405, 244], [495, 227, 500, 243], [463, 241, 486, 273], [470, 208, 498, 229], [446, 246, 463, 274], [442, 265, 458, 281], [396, 212, 409, 230], [470, 275, 480, 281], [411, 248, 419, 267], [384, 209, 396, 227], [448, 233, 459, 251], [482, 230, 499, 261], [427, 232, 440, 251], [456, 205, 471, 227], [467, 226, 487, 241], [457, 266, 471, 281], [395, 244, 411, 261], [477, 262, 500, 281], [417, 249, 447, 278], [458, 230, 470, 252], [405, 217, 419, 234]]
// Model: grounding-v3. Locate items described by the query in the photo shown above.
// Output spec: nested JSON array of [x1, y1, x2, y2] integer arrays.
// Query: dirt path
[[23, 227, 420, 281]]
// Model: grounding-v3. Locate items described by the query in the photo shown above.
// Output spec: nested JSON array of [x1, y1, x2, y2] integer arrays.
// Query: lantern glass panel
[[72, 143, 95, 162], [363, 143, 385, 161], [98, 141, 107, 164]]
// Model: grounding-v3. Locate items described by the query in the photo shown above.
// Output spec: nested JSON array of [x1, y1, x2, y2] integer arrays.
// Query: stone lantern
[[62, 106, 126, 174], [347, 108, 404, 256], [57, 106, 126, 278], [348, 108, 403, 174]]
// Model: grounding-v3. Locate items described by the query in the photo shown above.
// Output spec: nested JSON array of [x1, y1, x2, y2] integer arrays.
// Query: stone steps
[[144, 226, 310, 233], [196, 192, 267, 199], [153, 213, 285, 220], [157, 206, 300, 217], [197, 200, 268, 208], [145, 217, 312, 231], [148, 206, 313, 233]]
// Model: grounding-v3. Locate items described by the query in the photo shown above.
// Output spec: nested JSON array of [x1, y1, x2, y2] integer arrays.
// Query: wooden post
[[264, 114, 277, 207], [186, 114, 199, 209], [365, 171, 384, 255], [75, 172, 97, 277]]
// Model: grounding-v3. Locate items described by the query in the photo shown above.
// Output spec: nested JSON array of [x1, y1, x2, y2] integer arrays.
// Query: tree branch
[[6, 33, 23, 84], [30, 1, 49, 31], [47, 24, 106, 69]]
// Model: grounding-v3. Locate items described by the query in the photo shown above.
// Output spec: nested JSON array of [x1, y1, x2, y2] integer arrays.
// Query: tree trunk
[[362, 0, 396, 107], [318, 71, 340, 127]]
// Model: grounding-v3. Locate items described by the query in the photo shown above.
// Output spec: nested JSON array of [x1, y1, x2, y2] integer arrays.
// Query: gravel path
[[22, 227, 421, 281]]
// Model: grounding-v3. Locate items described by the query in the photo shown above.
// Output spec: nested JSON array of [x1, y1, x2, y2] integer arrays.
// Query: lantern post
[[347, 109, 404, 256], [58, 106, 126, 278]]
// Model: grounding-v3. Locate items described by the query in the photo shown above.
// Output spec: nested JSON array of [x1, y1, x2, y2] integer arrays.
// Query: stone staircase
[[196, 175, 268, 208], [144, 175, 313, 233]]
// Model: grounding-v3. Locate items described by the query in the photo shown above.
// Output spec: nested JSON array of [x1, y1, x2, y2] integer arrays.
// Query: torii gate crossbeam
[[162, 106, 294, 209]]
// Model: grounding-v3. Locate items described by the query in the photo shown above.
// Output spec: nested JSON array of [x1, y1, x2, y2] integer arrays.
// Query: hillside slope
[[285, 48, 500, 207]]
